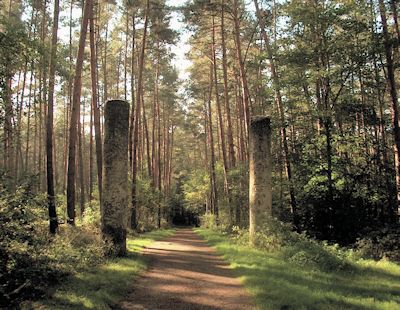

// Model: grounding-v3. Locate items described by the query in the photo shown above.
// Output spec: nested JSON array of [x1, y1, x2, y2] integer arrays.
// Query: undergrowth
[[25, 228, 175, 310], [195, 219, 400, 309], [1, 179, 175, 308], [0, 182, 108, 307]]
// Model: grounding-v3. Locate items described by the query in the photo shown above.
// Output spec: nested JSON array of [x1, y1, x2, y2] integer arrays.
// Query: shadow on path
[[118, 229, 256, 310]]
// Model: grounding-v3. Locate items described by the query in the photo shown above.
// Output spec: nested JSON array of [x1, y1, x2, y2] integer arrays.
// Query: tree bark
[[233, 0, 250, 136], [131, 0, 149, 230], [212, 16, 231, 222], [379, 0, 400, 219], [221, 0, 235, 168], [46, 0, 60, 234], [253, 0, 298, 228], [207, 64, 218, 220], [67, 0, 92, 225], [89, 7, 103, 204]]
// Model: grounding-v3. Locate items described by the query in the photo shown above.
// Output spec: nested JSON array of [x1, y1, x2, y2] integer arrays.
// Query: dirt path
[[119, 228, 256, 310]]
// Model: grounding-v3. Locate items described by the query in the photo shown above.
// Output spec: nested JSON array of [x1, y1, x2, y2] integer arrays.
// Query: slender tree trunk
[[211, 16, 231, 222], [221, 0, 235, 168], [142, 96, 151, 177], [121, 12, 127, 101], [379, 0, 400, 219], [131, 0, 149, 230], [253, 0, 299, 229], [233, 0, 250, 136], [25, 61, 34, 172], [129, 12, 136, 170], [66, 0, 92, 225], [103, 16, 109, 102], [152, 58, 159, 184], [77, 104, 85, 216], [391, 0, 400, 43], [157, 97, 162, 228], [89, 102, 93, 202], [46, 0, 60, 234], [207, 64, 218, 220], [89, 7, 103, 203]]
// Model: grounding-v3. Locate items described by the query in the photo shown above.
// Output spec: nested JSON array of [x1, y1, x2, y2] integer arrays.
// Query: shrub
[[355, 225, 400, 261], [200, 213, 219, 230], [228, 217, 351, 272], [0, 180, 107, 306]]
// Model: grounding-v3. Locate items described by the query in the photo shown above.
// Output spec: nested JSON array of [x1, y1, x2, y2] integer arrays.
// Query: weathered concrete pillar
[[249, 116, 272, 244], [101, 99, 129, 256]]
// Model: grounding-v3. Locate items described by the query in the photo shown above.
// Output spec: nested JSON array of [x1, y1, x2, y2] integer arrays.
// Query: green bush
[[0, 180, 107, 306], [355, 225, 400, 261], [227, 217, 351, 272], [81, 200, 101, 226]]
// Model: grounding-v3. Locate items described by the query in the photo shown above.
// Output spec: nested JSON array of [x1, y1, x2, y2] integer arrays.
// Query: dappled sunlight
[[32, 230, 175, 309], [120, 229, 256, 310], [197, 228, 400, 310]]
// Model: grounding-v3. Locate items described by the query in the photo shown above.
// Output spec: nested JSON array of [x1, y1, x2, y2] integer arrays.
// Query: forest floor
[[25, 229, 176, 309], [196, 228, 400, 310], [118, 228, 256, 310]]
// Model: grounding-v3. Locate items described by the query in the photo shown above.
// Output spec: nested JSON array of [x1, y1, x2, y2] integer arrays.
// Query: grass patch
[[25, 229, 175, 310], [195, 228, 400, 310]]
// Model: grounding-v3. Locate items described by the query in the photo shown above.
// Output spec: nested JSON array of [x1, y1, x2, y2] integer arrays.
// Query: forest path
[[119, 228, 256, 310]]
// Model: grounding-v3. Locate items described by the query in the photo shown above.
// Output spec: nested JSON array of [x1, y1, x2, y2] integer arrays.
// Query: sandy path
[[119, 228, 256, 310]]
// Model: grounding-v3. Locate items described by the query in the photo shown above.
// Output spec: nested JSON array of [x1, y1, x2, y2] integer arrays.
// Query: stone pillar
[[101, 100, 129, 256], [249, 116, 272, 244]]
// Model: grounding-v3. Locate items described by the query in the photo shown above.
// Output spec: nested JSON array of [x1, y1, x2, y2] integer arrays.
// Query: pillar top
[[251, 116, 270, 124], [250, 116, 270, 133]]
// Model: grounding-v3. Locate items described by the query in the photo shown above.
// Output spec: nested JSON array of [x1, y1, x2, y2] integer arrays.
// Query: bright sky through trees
[[167, 0, 191, 81]]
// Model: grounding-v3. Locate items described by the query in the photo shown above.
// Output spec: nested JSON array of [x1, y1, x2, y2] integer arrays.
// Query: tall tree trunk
[[89, 6, 103, 203], [207, 64, 218, 220], [129, 12, 136, 170], [233, 0, 250, 136], [66, 0, 92, 225], [77, 105, 85, 216], [124, 10, 129, 100], [253, 0, 298, 229], [131, 0, 149, 230], [379, 0, 400, 219], [25, 60, 34, 172], [391, 0, 400, 43], [103, 16, 109, 102], [89, 102, 93, 202], [152, 57, 159, 184], [46, 0, 60, 234], [221, 0, 235, 168], [142, 96, 151, 177], [212, 16, 231, 222]]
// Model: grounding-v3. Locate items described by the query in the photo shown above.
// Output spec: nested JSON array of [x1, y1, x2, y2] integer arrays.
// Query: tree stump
[[249, 116, 272, 244], [101, 99, 129, 256]]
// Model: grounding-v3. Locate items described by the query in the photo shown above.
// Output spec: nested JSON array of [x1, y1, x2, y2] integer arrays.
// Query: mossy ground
[[25, 229, 175, 310], [195, 228, 400, 310]]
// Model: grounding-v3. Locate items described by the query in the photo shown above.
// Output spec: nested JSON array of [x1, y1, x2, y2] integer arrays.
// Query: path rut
[[119, 228, 256, 310]]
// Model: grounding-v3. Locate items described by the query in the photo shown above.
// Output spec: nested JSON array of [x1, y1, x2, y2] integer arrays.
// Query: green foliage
[[81, 200, 102, 226], [196, 228, 400, 309], [28, 229, 176, 310], [230, 218, 351, 272], [182, 168, 209, 212], [0, 179, 107, 306], [0, 181, 51, 305], [355, 225, 400, 261], [199, 213, 218, 230], [294, 135, 395, 243], [135, 174, 168, 231]]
